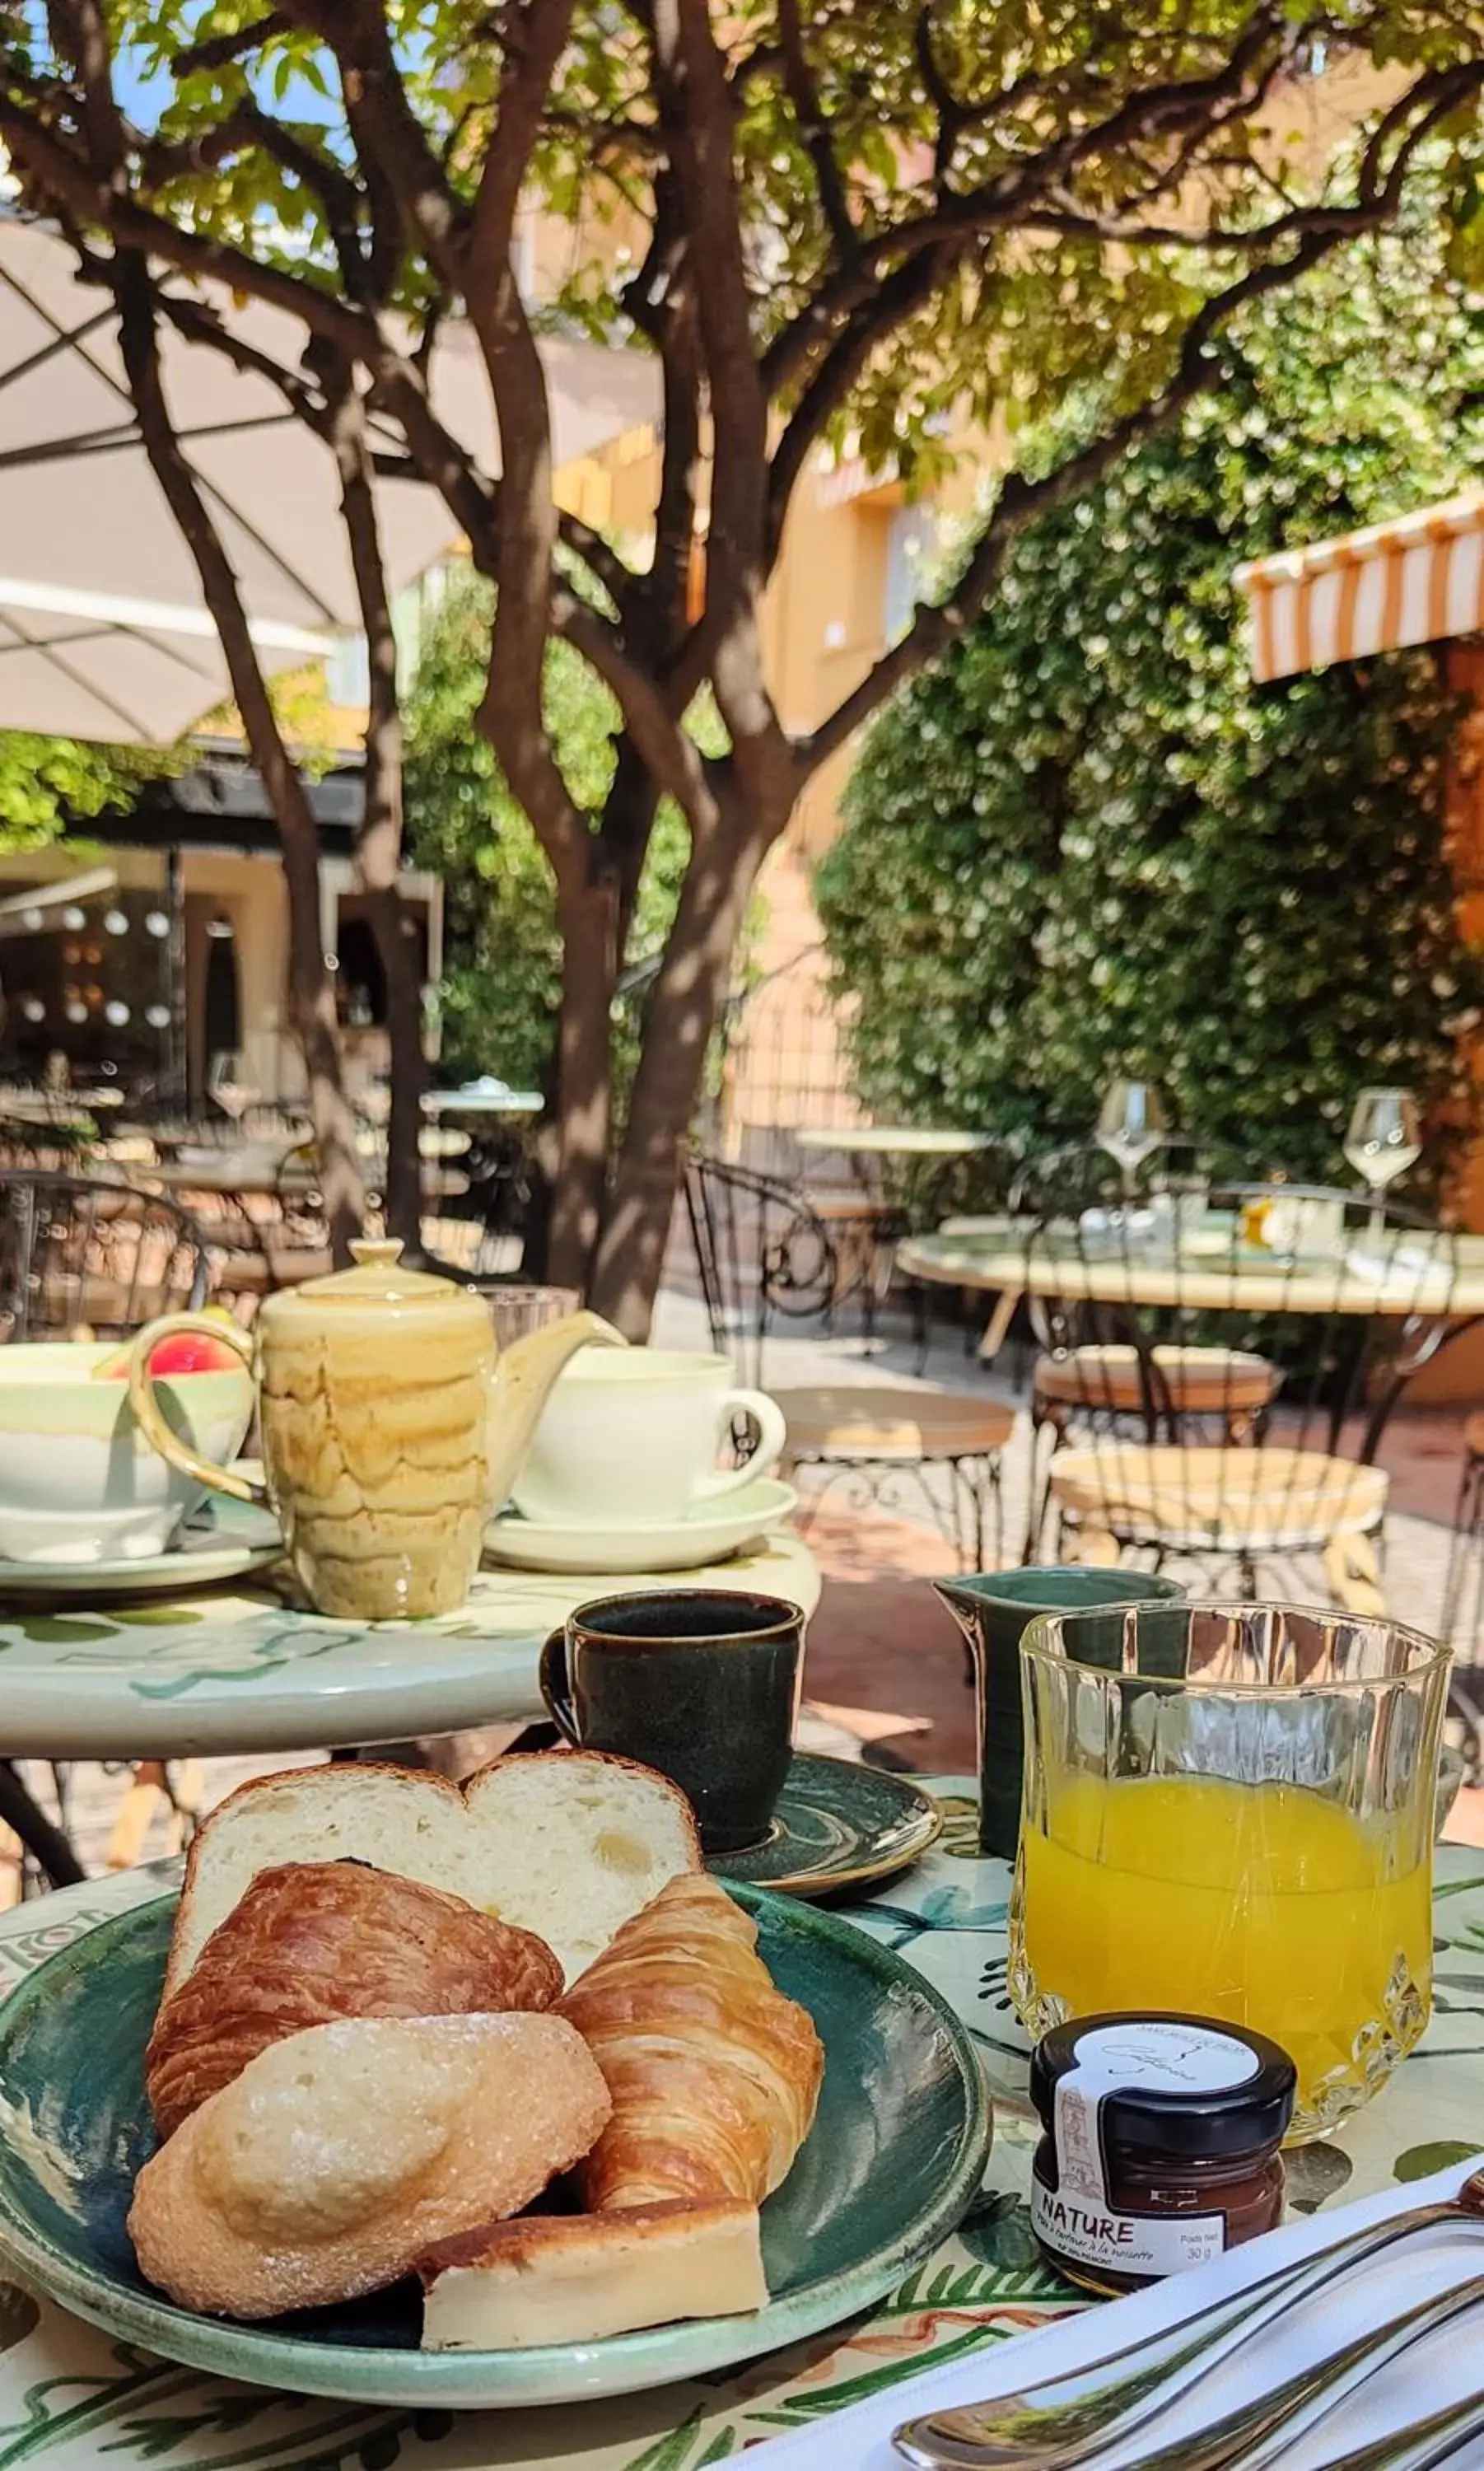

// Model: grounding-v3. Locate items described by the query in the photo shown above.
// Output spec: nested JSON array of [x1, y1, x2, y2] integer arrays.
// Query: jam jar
[[1029, 2012, 1296, 2295]]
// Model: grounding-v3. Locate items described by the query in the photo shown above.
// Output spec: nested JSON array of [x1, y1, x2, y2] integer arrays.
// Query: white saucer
[[485, 1477, 799, 1575], [0, 1497, 284, 1599]]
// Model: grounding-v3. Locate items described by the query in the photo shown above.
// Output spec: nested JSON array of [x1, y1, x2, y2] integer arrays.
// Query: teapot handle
[[126, 1314, 266, 1506]]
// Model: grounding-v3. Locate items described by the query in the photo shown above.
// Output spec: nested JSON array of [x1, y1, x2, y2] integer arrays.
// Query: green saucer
[[712, 1753, 941, 1897]]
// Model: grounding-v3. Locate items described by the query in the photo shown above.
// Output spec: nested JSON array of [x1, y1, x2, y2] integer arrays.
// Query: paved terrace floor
[[9, 1280, 1483, 1887]]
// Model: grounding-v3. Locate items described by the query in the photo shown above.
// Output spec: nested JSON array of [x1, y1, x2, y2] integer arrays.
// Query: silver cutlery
[[894, 2168, 1484, 2470]]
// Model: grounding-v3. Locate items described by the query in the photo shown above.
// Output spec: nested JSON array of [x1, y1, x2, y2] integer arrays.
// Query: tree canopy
[[1, 3, 1479, 1318], [0, 732, 152, 855], [818, 200, 1484, 1184]]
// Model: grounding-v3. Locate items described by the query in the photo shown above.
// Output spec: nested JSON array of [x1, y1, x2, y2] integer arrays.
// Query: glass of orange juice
[[1009, 1602, 1449, 2141]]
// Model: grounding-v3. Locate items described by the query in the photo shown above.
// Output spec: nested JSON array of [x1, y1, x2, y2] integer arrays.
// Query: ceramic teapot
[[126, 1240, 621, 1619]]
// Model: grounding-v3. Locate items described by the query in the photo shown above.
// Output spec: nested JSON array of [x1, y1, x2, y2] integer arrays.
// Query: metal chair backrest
[[1024, 1180, 1458, 1567], [683, 1151, 839, 1389], [0, 1170, 211, 1341]]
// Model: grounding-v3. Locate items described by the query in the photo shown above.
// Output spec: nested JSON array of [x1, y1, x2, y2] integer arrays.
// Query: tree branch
[[174, 13, 287, 74], [796, 227, 1345, 780], [320, 349, 426, 1242], [777, 0, 856, 266], [552, 589, 719, 836], [112, 253, 363, 1250]]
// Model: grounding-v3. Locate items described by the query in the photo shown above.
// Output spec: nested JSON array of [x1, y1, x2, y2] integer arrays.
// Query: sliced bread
[[420, 2201, 766, 2350], [166, 1750, 702, 1995], [128, 2011, 611, 2320]]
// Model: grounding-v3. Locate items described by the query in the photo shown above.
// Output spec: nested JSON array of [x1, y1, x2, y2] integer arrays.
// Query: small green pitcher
[[934, 1565, 1186, 1857]]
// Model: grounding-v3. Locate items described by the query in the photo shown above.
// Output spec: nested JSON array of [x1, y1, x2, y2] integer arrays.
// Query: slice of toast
[[419, 2201, 766, 2350], [166, 1751, 702, 1996], [128, 2011, 611, 2319]]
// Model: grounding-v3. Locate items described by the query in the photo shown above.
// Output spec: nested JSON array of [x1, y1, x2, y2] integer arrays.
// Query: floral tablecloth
[[1, 1782, 1482, 2469]]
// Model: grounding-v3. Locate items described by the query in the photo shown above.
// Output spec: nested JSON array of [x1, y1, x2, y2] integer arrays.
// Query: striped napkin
[[754, 2155, 1484, 2469]]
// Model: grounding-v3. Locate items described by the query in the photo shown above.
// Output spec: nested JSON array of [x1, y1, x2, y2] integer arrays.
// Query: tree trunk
[[364, 887, 426, 1248], [545, 870, 619, 1294], [590, 796, 780, 1334], [112, 264, 364, 1262], [278, 829, 364, 1263]]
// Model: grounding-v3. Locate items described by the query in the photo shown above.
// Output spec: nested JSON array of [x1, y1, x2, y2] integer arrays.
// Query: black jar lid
[[1030, 2012, 1296, 2159]]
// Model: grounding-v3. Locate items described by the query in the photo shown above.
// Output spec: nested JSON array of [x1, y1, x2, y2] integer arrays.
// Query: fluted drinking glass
[[1009, 1602, 1449, 2141]]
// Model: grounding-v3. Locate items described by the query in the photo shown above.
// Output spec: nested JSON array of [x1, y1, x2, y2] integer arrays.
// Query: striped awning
[[1235, 490, 1484, 684]]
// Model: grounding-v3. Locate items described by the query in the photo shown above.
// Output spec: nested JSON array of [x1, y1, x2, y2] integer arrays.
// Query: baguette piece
[[559, 1873, 824, 2211], [420, 2202, 766, 2350], [128, 2011, 611, 2320], [146, 1860, 562, 2138], [165, 1750, 702, 1994]]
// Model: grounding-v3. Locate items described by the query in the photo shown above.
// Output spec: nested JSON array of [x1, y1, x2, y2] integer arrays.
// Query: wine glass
[[1095, 1079, 1170, 1204], [208, 1049, 259, 1127], [1344, 1087, 1421, 1233]]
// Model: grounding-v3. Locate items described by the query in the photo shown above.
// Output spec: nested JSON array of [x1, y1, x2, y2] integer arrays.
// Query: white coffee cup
[[0, 1341, 254, 1564], [509, 1348, 787, 1526]]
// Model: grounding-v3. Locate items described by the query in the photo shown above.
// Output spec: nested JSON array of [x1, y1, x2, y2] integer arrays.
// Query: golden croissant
[[146, 1859, 562, 2139], [558, 1871, 824, 2210]]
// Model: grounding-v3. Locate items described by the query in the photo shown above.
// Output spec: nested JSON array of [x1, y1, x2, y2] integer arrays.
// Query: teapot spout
[[488, 1310, 624, 1511]]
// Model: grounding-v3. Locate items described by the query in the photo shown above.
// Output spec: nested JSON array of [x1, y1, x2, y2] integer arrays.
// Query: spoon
[[894, 2168, 1484, 2470]]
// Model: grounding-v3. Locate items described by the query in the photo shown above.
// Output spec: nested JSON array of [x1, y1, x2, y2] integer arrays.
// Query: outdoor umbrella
[[0, 213, 658, 736]]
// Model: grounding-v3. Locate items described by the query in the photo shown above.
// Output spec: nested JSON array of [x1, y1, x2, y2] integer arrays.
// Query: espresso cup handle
[[126, 1315, 266, 1506], [697, 1387, 788, 1500], [539, 1626, 580, 1742]]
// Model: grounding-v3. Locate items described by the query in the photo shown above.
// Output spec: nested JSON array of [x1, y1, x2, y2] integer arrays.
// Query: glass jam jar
[[1029, 2012, 1296, 2295]]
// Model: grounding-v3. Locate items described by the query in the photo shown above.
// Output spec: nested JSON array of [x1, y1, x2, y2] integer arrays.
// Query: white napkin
[[755, 2156, 1484, 2469]]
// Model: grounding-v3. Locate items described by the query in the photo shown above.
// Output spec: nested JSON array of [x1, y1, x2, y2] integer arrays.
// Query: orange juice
[[1014, 1773, 1431, 2133]]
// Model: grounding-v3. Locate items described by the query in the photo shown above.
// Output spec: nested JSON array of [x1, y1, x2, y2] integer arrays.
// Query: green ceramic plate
[[712, 1754, 942, 1897], [0, 1886, 990, 2410]]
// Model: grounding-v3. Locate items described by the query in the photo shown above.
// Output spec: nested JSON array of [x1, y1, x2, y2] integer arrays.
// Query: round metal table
[[0, 1532, 821, 1760], [898, 1219, 1484, 1315]]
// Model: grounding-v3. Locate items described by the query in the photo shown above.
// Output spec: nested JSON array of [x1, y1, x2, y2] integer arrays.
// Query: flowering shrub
[[819, 222, 1484, 1187]]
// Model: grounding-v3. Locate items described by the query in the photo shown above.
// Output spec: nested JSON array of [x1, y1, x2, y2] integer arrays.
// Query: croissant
[[557, 1872, 824, 2211], [146, 1859, 562, 2139]]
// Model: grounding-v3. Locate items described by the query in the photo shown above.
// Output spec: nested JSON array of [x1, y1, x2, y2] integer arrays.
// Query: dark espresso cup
[[539, 1588, 805, 1853]]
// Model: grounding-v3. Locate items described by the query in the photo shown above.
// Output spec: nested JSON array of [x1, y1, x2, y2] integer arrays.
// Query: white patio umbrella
[[0, 577, 326, 744], [0, 213, 658, 739]]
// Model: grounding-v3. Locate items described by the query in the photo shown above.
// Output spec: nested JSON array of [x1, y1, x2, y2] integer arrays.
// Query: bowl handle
[[125, 1315, 265, 1506]]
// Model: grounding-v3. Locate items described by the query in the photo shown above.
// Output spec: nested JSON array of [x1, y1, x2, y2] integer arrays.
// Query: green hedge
[[818, 217, 1484, 1191]]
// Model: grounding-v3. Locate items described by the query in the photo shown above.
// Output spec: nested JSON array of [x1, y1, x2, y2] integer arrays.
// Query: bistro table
[[0, 1779, 1477, 2469], [898, 1217, 1484, 1375], [0, 1532, 820, 1763]]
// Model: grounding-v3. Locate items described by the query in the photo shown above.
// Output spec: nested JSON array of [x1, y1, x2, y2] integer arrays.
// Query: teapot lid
[[292, 1238, 467, 1306]]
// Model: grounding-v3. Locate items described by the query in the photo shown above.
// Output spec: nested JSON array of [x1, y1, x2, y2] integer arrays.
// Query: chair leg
[[0, 1763, 84, 1889], [1323, 1530, 1387, 1619], [1441, 1450, 1484, 1643]]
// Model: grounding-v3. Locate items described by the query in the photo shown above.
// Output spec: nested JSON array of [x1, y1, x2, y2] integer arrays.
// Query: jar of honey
[[1029, 2012, 1296, 2295]]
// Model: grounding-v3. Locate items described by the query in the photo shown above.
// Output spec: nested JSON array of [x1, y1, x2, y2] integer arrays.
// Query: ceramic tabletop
[[0, 1783, 1479, 2469], [0, 1533, 821, 1759]]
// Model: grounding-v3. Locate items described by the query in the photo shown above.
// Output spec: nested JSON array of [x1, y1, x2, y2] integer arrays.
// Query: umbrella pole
[[165, 844, 187, 1111]]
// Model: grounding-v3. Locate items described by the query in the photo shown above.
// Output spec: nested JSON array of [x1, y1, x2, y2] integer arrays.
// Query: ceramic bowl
[[0, 1343, 253, 1564]]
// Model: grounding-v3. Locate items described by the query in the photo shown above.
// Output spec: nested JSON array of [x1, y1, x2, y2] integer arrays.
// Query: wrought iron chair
[[0, 1170, 213, 1895], [684, 1150, 1014, 1568], [1440, 1414, 1484, 1779], [1010, 1141, 1282, 1531], [0, 1168, 209, 1337], [1028, 1182, 1457, 1610]]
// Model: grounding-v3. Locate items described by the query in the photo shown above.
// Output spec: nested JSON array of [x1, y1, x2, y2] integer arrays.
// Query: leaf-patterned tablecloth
[[0, 1786, 1481, 2469]]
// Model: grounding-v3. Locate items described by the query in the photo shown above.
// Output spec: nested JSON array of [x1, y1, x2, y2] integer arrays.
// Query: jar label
[[1031, 2178, 1225, 2277], [1046, 2020, 1253, 2281]]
